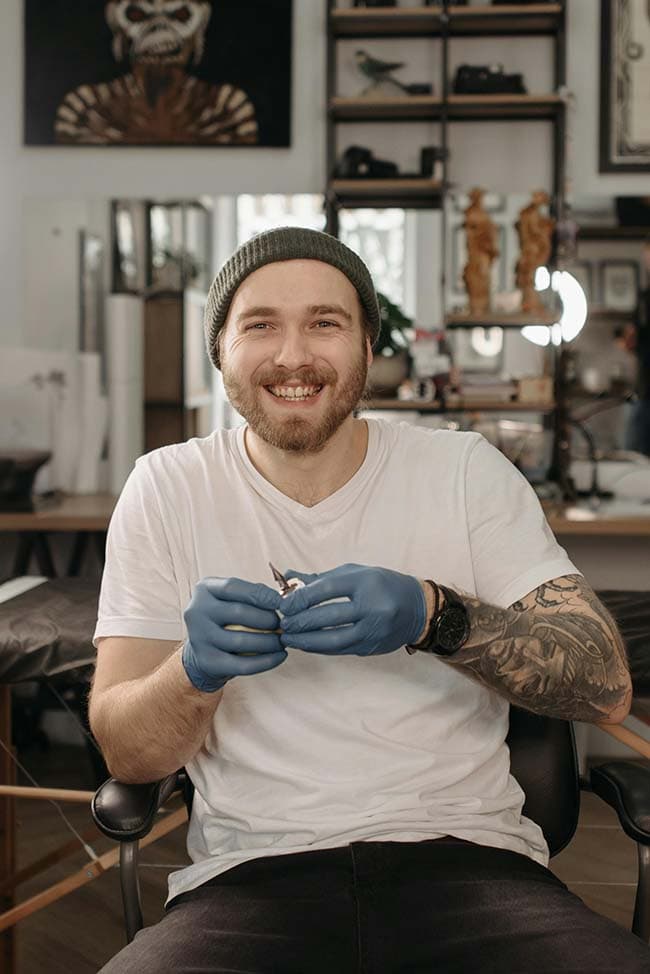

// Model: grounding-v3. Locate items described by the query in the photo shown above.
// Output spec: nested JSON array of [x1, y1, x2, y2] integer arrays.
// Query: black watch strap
[[406, 582, 470, 656], [405, 580, 441, 655]]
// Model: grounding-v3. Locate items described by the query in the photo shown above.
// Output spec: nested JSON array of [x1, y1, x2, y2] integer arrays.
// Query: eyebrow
[[235, 303, 353, 323]]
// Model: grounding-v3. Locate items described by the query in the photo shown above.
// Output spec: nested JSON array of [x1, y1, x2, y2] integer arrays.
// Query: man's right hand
[[182, 578, 287, 692]]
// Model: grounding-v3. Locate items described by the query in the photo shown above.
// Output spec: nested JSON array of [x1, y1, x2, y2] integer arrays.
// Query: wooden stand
[[0, 686, 15, 972], [0, 807, 186, 934], [597, 722, 650, 761]]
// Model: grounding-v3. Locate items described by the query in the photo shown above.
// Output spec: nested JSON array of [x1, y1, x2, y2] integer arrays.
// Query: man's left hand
[[279, 564, 427, 656]]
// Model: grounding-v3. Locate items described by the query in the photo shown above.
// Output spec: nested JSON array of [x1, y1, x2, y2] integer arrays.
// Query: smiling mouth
[[265, 384, 324, 402]]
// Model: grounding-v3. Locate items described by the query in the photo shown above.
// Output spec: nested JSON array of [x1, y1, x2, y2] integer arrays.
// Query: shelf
[[448, 93, 563, 120], [331, 94, 438, 121], [331, 94, 563, 122], [586, 306, 635, 319], [448, 3, 563, 37], [330, 4, 563, 39], [578, 225, 650, 240], [331, 6, 440, 38], [445, 311, 558, 328], [330, 177, 442, 209], [363, 398, 555, 413]]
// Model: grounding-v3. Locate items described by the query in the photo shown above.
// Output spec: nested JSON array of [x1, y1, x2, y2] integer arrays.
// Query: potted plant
[[368, 291, 414, 394]]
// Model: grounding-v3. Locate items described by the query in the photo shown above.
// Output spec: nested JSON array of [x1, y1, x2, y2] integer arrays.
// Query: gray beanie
[[204, 226, 381, 368]]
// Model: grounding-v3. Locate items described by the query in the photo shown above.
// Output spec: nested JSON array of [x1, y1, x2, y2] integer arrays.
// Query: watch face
[[437, 605, 470, 654]]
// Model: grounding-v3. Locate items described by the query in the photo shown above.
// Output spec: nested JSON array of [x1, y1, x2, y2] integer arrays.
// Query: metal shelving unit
[[325, 2, 567, 229], [324, 1, 569, 489]]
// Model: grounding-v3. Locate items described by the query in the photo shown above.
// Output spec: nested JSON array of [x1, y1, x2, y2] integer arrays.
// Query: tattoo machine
[[224, 564, 304, 651]]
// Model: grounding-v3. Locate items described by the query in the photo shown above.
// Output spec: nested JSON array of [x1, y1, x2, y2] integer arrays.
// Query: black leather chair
[[92, 706, 650, 946]]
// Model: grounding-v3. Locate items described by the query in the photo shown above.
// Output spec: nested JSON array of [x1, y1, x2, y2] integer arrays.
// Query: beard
[[222, 348, 370, 454]]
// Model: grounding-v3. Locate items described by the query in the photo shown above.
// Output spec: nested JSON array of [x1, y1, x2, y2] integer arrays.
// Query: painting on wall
[[24, 0, 292, 147], [599, 259, 640, 311], [600, 0, 650, 172]]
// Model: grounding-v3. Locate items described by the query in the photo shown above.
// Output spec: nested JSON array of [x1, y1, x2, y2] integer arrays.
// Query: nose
[[272, 328, 315, 371]]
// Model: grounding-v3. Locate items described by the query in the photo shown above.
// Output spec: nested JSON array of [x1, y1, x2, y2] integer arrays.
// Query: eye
[[315, 320, 337, 329], [171, 5, 191, 22], [126, 4, 149, 22], [246, 322, 270, 331]]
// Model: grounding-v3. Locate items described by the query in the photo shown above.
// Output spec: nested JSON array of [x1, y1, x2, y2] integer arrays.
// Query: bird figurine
[[355, 49, 410, 95]]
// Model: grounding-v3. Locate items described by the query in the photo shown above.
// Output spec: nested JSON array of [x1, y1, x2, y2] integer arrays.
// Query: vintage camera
[[452, 64, 527, 96], [0, 452, 51, 512], [334, 146, 398, 179], [420, 145, 447, 179]]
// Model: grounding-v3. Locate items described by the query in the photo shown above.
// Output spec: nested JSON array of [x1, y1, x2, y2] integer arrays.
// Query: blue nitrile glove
[[278, 564, 427, 656], [182, 577, 286, 692]]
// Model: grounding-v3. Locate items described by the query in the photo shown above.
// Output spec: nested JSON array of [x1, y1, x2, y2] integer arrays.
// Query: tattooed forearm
[[443, 575, 632, 723]]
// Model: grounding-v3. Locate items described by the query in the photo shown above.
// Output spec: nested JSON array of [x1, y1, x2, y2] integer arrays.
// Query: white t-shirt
[[94, 419, 580, 902]]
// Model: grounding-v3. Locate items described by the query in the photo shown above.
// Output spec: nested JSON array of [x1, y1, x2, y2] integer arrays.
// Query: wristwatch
[[407, 582, 470, 657]]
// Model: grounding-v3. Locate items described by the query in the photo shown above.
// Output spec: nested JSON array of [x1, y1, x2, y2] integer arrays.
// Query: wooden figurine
[[515, 190, 555, 313], [462, 188, 500, 316]]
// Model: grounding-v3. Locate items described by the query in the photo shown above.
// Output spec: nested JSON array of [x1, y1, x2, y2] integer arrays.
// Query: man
[[91, 227, 646, 973], [628, 240, 650, 456]]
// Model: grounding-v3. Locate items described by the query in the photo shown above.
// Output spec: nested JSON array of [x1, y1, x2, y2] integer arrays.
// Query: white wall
[[20, 198, 112, 353], [0, 0, 326, 347], [1, 0, 646, 351], [567, 0, 650, 198]]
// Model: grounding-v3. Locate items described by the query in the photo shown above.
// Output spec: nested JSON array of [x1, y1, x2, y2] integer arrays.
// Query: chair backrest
[[506, 706, 580, 856]]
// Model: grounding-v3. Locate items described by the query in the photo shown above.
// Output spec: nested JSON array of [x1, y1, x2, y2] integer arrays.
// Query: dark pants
[[101, 838, 649, 973], [625, 398, 650, 456]]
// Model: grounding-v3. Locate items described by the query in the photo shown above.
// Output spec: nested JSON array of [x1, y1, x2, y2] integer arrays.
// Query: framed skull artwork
[[24, 0, 292, 146]]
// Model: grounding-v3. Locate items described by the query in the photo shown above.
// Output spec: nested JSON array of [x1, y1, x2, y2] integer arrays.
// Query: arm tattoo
[[446, 575, 632, 723]]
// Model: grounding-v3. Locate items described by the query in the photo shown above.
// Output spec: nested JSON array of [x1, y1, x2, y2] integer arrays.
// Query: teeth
[[269, 385, 321, 400]]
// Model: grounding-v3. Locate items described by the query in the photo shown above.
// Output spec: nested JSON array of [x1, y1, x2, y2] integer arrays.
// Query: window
[[236, 194, 325, 243], [339, 208, 405, 308], [236, 195, 406, 308]]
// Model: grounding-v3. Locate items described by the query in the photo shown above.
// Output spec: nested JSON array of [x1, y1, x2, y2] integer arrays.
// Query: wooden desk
[[545, 505, 650, 538], [0, 494, 116, 578]]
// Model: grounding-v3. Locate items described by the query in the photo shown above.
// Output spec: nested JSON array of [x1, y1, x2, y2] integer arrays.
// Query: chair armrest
[[91, 771, 184, 842], [590, 761, 650, 845]]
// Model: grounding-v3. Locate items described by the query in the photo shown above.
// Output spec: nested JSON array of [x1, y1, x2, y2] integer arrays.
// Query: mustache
[[255, 367, 336, 387]]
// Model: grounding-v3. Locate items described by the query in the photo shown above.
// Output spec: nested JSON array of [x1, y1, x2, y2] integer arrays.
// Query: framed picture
[[600, 0, 650, 172], [24, 0, 292, 147], [565, 260, 594, 305], [599, 260, 640, 311]]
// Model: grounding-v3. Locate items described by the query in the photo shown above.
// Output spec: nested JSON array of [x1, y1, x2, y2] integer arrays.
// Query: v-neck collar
[[232, 420, 383, 522]]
